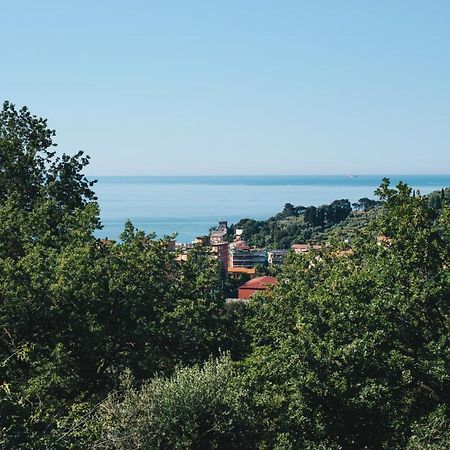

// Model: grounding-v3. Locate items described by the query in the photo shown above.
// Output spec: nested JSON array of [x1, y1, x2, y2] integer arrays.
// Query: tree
[[356, 197, 381, 212], [239, 179, 450, 448], [406, 406, 450, 449], [0, 101, 96, 213], [90, 354, 254, 450], [295, 205, 307, 214], [281, 203, 297, 218], [0, 101, 99, 261], [0, 101, 102, 447], [304, 205, 318, 226], [0, 103, 243, 448]]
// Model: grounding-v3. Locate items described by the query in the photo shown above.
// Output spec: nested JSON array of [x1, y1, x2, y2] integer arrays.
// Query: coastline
[[93, 174, 450, 242]]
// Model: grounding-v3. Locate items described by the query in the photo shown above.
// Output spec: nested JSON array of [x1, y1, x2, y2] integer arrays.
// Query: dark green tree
[[0, 103, 243, 448], [281, 202, 297, 218], [239, 179, 450, 448], [91, 354, 255, 450]]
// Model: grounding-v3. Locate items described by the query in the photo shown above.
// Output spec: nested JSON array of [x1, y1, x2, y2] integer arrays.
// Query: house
[[291, 243, 322, 254], [238, 276, 277, 299], [267, 249, 289, 265], [235, 228, 244, 239], [211, 242, 229, 269], [194, 235, 209, 246], [175, 242, 194, 251], [291, 243, 309, 253], [210, 221, 228, 244], [229, 241, 267, 268], [175, 253, 188, 264]]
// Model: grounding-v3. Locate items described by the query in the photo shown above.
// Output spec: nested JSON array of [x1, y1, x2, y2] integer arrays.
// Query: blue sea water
[[92, 175, 450, 243]]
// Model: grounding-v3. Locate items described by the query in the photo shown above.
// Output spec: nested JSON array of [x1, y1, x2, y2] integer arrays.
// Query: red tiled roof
[[240, 276, 277, 290], [233, 241, 250, 250]]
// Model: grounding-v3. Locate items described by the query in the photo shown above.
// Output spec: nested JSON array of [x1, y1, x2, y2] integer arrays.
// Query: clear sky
[[1, 0, 449, 175]]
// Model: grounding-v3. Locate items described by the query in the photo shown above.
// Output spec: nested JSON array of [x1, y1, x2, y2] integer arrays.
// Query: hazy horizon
[[87, 173, 450, 177]]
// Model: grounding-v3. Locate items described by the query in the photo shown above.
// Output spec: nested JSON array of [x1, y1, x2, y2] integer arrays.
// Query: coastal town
[[175, 220, 322, 300]]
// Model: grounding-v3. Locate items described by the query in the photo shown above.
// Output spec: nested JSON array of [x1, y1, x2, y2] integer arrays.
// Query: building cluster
[[211, 222, 274, 273], [210, 221, 322, 272], [175, 221, 323, 300]]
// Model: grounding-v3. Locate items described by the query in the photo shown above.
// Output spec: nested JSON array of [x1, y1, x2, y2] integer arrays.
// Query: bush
[[92, 354, 254, 449]]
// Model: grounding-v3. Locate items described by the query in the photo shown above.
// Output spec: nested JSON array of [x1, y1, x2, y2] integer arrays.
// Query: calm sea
[[92, 175, 450, 243]]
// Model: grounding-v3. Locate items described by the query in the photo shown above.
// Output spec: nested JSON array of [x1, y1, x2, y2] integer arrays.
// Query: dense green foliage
[[231, 199, 357, 248], [238, 179, 450, 448], [1, 103, 450, 449], [0, 103, 243, 448], [321, 209, 375, 244], [91, 180, 450, 450], [92, 354, 252, 449], [428, 188, 450, 212]]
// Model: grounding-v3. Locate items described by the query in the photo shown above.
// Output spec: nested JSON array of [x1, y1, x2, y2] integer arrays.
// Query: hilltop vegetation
[[231, 197, 380, 248], [231, 189, 450, 250], [1, 102, 450, 449]]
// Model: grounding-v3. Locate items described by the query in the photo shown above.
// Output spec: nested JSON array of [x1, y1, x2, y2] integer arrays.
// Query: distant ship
[[348, 174, 359, 178]]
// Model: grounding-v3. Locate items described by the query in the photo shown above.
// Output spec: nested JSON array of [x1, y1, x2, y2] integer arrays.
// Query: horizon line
[[86, 173, 450, 177]]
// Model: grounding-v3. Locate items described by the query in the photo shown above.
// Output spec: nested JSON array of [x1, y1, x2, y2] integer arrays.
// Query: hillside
[[230, 188, 450, 250], [230, 198, 378, 248]]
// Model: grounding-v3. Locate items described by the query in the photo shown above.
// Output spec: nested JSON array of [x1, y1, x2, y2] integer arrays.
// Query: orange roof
[[227, 267, 256, 275], [240, 276, 277, 290]]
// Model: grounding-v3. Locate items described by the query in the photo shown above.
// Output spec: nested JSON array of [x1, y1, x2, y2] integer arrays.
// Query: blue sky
[[1, 1, 450, 175]]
